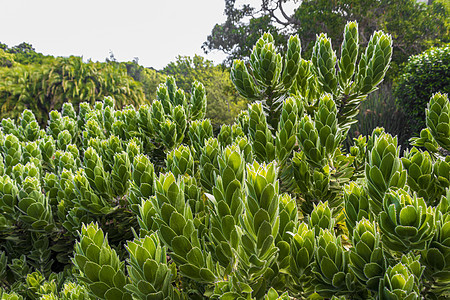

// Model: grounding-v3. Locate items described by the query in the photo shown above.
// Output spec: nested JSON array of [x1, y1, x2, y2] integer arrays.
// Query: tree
[[0, 41, 50, 65], [162, 55, 247, 126], [120, 61, 167, 101], [204, 0, 449, 69]]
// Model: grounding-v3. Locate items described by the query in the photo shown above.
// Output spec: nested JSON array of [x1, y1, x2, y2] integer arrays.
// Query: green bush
[[394, 44, 450, 135], [0, 23, 450, 300]]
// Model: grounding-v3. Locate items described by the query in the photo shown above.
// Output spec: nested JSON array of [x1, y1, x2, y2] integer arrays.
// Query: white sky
[[1, 0, 293, 70]]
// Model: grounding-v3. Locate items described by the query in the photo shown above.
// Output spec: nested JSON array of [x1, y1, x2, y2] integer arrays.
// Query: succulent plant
[[188, 119, 214, 158], [310, 229, 353, 297], [59, 282, 91, 300], [297, 114, 325, 168], [128, 154, 155, 215], [165, 144, 194, 178], [232, 33, 301, 131], [409, 128, 441, 153], [111, 151, 131, 197], [0, 175, 19, 218], [73, 222, 131, 300], [248, 102, 275, 163], [309, 201, 334, 236], [275, 97, 298, 166], [72, 169, 112, 215], [343, 182, 371, 236], [338, 21, 359, 89], [190, 81, 207, 121], [378, 254, 424, 300], [151, 173, 220, 283], [199, 137, 220, 193], [125, 233, 176, 299], [379, 188, 435, 252], [239, 161, 279, 298], [366, 132, 407, 215], [312, 33, 338, 95], [209, 144, 245, 269], [83, 147, 111, 197], [356, 31, 392, 95], [421, 193, 450, 297], [426, 92, 450, 151], [349, 218, 385, 291], [289, 222, 315, 296], [2, 134, 22, 174], [19, 109, 40, 142], [402, 147, 437, 205], [172, 105, 187, 145], [17, 176, 54, 232]]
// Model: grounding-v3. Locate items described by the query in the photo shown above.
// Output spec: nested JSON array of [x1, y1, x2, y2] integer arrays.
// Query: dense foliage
[[204, 0, 449, 69], [394, 44, 450, 135], [0, 54, 145, 125], [0, 23, 449, 300], [162, 55, 247, 126]]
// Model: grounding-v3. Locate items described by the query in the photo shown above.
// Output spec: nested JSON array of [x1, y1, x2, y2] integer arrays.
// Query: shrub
[[0, 23, 450, 300], [394, 44, 450, 135]]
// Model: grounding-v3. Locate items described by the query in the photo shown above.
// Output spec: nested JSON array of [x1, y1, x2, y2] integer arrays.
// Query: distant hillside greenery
[[0, 43, 244, 127], [0, 44, 145, 125]]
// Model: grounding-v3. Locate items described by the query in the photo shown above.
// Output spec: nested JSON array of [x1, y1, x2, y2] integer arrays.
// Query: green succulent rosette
[[426, 92, 450, 151], [349, 218, 385, 291], [125, 233, 177, 299], [343, 182, 371, 237], [190, 81, 207, 121], [72, 223, 131, 300], [309, 201, 334, 236], [311, 33, 338, 95], [379, 188, 435, 252], [421, 194, 450, 297], [128, 154, 155, 215], [310, 228, 353, 297], [165, 144, 194, 178], [366, 132, 407, 215], [199, 137, 220, 193], [378, 254, 424, 300], [402, 147, 437, 205]]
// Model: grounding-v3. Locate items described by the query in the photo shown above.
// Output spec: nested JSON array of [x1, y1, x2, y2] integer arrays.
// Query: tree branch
[[278, 0, 301, 26]]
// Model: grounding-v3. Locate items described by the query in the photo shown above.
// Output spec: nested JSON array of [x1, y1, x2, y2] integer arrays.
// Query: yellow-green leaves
[[312, 33, 338, 95], [73, 223, 131, 300], [248, 102, 275, 163], [231, 60, 258, 100], [338, 22, 359, 89], [349, 219, 385, 291], [250, 33, 283, 89], [366, 132, 406, 215], [343, 182, 370, 236], [128, 154, 155, 215], [379, 189, 435, 252], [426, 92, 450, 151], [378, 254, 423, 300], [275, 97, 298, 165], [402, 147, 437, 205], [165, 144, 194, 178], [125, 233, 176, 299], [356, 31, 392, 94], [190, 81, 207, 121], [310, 229, 352, 297]]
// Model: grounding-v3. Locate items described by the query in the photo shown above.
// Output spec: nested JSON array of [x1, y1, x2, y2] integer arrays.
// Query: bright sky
[[1, 0, 291, 70]]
